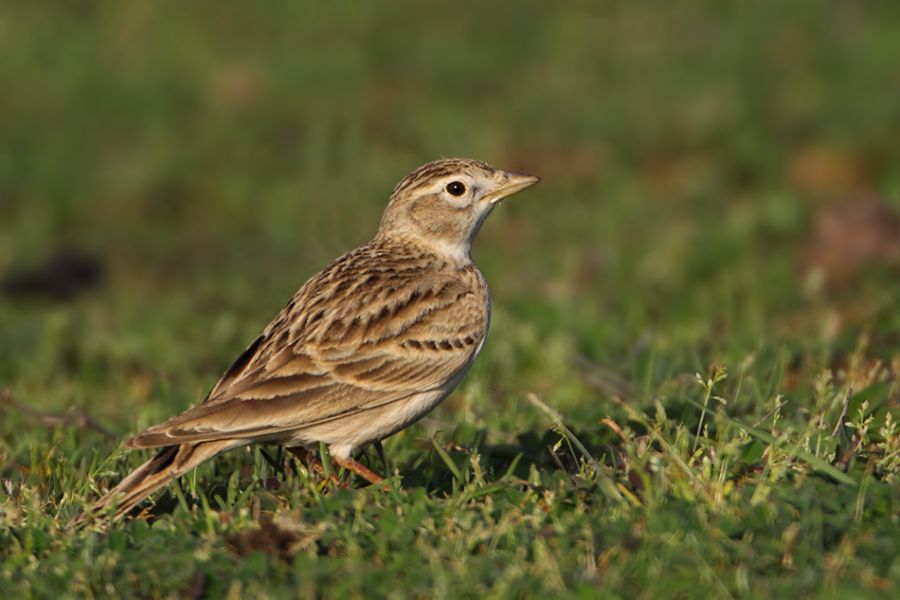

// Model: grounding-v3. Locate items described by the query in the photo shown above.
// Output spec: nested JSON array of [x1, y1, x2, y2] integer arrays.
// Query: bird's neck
[[421, 237, 472, 264], [372, 232, 473, 266]]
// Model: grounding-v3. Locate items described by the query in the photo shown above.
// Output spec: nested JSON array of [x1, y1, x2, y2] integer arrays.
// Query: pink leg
[[331, 455, 384, 485], [286, 447, 347, 488]]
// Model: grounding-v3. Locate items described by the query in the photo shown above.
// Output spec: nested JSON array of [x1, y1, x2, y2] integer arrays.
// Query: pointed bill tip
[[489, 171, 541, 203]]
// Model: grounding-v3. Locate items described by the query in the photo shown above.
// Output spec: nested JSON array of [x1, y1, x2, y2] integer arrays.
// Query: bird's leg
[[331, 455, 384, 485], [373, 440, 389, 472], [288, 447, 385, 487], [286, 447, 347, 488]]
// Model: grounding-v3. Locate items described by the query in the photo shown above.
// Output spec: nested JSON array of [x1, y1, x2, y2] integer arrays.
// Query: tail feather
[[85, 441, 230, 522]]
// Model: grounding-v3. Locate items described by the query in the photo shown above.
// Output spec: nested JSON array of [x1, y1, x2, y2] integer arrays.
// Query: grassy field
[[2, 2, 899, 598]]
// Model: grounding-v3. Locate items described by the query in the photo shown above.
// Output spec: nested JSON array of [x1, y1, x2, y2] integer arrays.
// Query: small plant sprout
[[693, 365, 728, 452]]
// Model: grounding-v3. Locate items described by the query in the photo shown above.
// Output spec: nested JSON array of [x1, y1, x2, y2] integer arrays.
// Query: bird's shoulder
[[276, 238, 487, 342], [204, 238, 489, 402]]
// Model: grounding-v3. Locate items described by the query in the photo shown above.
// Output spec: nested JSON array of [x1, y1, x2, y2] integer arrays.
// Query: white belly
[[289, 350, 481, 459]]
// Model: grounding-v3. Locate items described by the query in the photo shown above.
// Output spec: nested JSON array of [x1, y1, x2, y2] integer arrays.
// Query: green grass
[[2, 1, 899, 598]]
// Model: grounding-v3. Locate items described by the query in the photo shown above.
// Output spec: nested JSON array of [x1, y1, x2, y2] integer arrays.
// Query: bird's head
[[376, 158, 539, 260]]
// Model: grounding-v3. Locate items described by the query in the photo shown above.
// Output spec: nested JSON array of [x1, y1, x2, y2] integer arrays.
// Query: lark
[[88, 158, 539, 520]]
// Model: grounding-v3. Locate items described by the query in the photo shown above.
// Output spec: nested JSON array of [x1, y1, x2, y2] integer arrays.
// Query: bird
[[86, 157, 539, 520]]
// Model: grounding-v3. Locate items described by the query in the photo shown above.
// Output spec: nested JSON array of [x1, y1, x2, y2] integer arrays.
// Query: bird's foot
[[331, 455, 385, 486], [286, 447, 348, 489]]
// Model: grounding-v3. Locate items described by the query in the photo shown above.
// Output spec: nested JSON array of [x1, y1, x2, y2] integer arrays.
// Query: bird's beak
[[487, 171, 541, 204]]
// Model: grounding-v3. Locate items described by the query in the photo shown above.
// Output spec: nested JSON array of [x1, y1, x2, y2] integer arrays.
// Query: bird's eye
[[445, 181, 466, 196]]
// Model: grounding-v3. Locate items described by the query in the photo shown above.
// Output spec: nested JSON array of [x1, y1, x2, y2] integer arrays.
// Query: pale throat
[[423, 236, 473, 264], [418, 203, 493, 265]]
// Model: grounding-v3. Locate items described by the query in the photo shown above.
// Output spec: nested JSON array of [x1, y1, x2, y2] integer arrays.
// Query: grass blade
[[684, 398, 857, 486], [431, 436, 463, 481], [526, 393, 627, 505]]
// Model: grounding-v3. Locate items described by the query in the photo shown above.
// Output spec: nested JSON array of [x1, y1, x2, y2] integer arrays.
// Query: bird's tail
[[83, 440, 229, 522]]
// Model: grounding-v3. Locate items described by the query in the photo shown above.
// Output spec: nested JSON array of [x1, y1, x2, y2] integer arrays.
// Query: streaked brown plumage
[[87, 157, 539, 520]]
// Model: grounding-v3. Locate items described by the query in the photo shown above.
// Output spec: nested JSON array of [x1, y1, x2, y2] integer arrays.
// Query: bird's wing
[[126, 249, 489, 448]]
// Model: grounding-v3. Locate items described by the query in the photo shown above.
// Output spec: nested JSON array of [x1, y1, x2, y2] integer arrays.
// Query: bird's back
[[125, 238, 490, 450]]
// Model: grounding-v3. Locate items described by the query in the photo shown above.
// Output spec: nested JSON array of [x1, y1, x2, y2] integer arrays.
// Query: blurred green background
[[2, 2, 897, 412], [0, 2, 900, 380], [1, 1, 899, 597]]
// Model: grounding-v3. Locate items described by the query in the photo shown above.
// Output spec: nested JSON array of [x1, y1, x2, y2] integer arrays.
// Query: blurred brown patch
[[639, 152, 718, 204], [503, 139, 612, 186], [226, 513, 322, 563], [797, 195, 900, 287], [788, 144, 870, 200], [180, 571, 207, 600], [1, 247, 103, 301], [208, 59, 269, 114]]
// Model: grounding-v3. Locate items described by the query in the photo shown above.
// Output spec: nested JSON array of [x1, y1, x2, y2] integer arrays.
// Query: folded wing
[[126, 246, 488, 449]]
